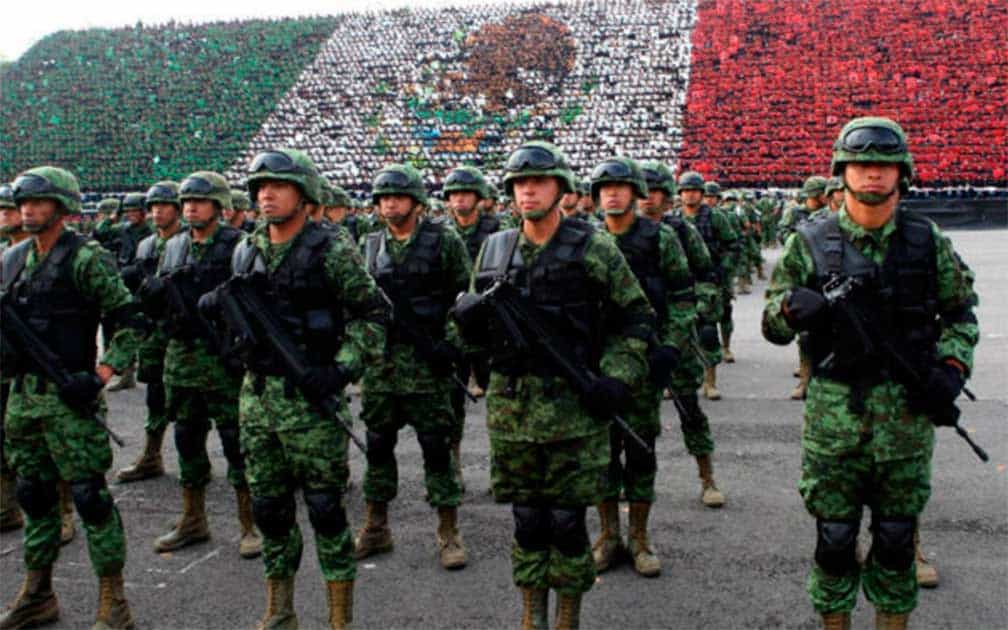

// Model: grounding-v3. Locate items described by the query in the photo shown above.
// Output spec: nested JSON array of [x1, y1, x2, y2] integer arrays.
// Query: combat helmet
[[501, 141, 576, 197], [121, 192, 146, 212], [145, 181, 180, 210], [801, 176, 829, 198], [179, 171, 233, 211], [831, 116, 915, 193], [246, 149, 322, 205], [677, 171, 706, 192], [640, 161, 676, 198], [443, 166, 489, 199], [11, 166, 82, 214], [372, 164, 428, 206], [589, 157, 648, 204], [230, 189, 251, 211], [703, 181, 722, 198], [0, 183, 15, 209]]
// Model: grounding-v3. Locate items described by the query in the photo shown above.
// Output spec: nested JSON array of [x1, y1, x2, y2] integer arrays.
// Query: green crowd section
[[0, 18, 337, 190]]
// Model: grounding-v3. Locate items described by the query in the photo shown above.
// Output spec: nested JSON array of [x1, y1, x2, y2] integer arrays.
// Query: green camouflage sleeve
[[932, 226, 979, 374], [325, 234, 388, 381], [584, 233, 653, 386], [713, 210, 740, 279], [440, 228, 473, 348], [761, 232, 814, 345], [658, 226, 696, 350], [680, 222, 721, 322], [73, 240, 141, 371]]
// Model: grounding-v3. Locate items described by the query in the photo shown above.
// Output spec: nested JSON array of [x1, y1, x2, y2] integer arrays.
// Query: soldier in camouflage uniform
[[704, 181, 744, 364], [452, 142, 654, 629], [590, 157, 693, 577], [324, 183, 360, 243], [115, 182, 184, 484], [824, 177, 844, 214], [1, 167, 143, 629], [105, 193, 152, 392], [356, 164, 470, 570], [678, 172, 739, 399], [762, 117, 978, 630], [639, 164, 727, 508], [225, 189, 257, 233], [205, 148, 388, 629], [91, 198, 121, 251], [140, 172, 261, 559]]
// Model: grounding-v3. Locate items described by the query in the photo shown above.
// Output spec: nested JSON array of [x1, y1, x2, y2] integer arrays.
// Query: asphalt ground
[[2, 229, 1005, 630]]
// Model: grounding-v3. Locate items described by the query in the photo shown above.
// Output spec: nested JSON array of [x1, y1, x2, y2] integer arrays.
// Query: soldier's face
[[559, 192, 579, 210], [844, 162, 900, 201], [680, 189, 703, 207], [256, 180, 303, 222], [0, 208, 22, 232], [512, 176, 561, 214], [124, 209, 145, 225], [448, 191, 478, 215], [328, 206, 348, 222], [599, 183, 634, 212], [222, 207, 236, 222], [182, 199, 218, 227], [150, 203, 180, 230], [829, 190, 844, 210], [19, 198, 60, 233], [640, 190, 666, 214], [703, 195, 719, 207], [379, 194, 416, 227]]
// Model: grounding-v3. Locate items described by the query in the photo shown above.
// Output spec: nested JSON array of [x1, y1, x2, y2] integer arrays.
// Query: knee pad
[[217, 426, 243, 468], [814, 519, 859, 576], [416, 431, 451, 474], [303, 490, 348, 537], [174, 420, 210, 460], [251, 493, 297, 539], [146, 382, 166, 414], [70, 477, 114, 525], [625, 437, 657, 475], [549, 507, 589, 557], [871, 516, 916, 571], [512, 504, 550, 552], [15, 477, 59, 519], [365, 430, 397, 467]]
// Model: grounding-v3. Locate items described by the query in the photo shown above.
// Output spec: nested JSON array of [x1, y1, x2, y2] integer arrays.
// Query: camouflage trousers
[[719, 287, 734, 339], [240, 375, 355, 582], [136, 361, 169, 436], [360, 391, 461, 508], [799, 448, 932, 615], [1, 381, 11, 475], [669, 390, 715, 457], [603, 385, 660, 503], [492, 431, 607, 597], [3, 382, 126, 576], [165, 385, 244, 489]]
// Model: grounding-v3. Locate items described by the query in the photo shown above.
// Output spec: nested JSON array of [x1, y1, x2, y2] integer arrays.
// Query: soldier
[[678, 172, 738, 398], [203, 148, 388, 628], [590, 157, 693, 577], [639, 163, 726, 508], [225, 189, 257, 233], [139, 172, 261, 559], [762, 117, 978, 630], [356, 164, 470, 570], [704, 181, 744, 364], [115, 182, 184, 484], [0, 184, 29, 533], [452, 141, 654, 628], [445, 165, 499, 406], [91, 197, 121, 249], [1, 167, 143, 629], [324, 184, 360, 243], [824, 177, 844, 214]]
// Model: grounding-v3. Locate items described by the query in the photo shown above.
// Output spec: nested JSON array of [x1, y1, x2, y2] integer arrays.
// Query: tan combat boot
[[591, 500, 623, 572], [757, 264, 766, 280], [436, 507, 467, 569], [154, 486, 210, 552], [696, 455, 725, 508], [353, 501, 393, 560], [326, 580, 353, 630], [915, 530, 938, 588], [738, 277, 752, 295], [875, 611, 909, 630], [554, 593, 582, 630], [92, 573, 134, 630], [0, 472, 23, 532], [59, 481, 75, 546], [256, 577, 297, 630], [451, 440, 466, 494], [0, 568, 59, 629], [721, 332, 735, 363], [519, 588, 548, 630], [821, 612, 851, 630], [467, 373, 485, 399], [115, 430, 165, 483], [790, 353, 811, 400], [627, 502, 660, 577], [702, 367, 721, 400], [106, 366, 136, 392], [236, 486, 263, 559]]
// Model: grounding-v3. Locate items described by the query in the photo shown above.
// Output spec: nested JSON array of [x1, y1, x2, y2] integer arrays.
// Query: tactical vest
[[691, 205, 720, 257], [474, 219, 604, 376], [117, 223, 153, 267], [463, 213, 501, 263], [160, 225, 242, 342], [798, 211, 939, 385], [615, 218, 668, 321], [232, 221, 345, 373], [1, 230, 100, 376], [365, 219, 450, 341], [662, 213, 707, 281]]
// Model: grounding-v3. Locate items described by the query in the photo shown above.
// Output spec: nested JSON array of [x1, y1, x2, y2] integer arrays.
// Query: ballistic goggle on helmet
[[443, 166, 489, 199], [11, 166, 82, 214], [145, 181, 180, 210], [501, 141, 576, 197], [178, 171, 233, 211], [831, 116, 914, 193], [246, 149, 322, 205], [589, 157, 648, 203], [371, 164, 428, 206]]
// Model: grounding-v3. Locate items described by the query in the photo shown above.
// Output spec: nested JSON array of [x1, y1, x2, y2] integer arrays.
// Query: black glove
[[299, 365, 351, 401], [783, 287, 828, 330], [584, 376, 631, 419], [59, 372, 104, 410], [450, 292, 490, 344], [137, 276, 167, 316], [120, 264, 144, 293], [914, 363, 965, 425], [648, 345, 681, 389], [698, 323, 720, 351], [197, 290, 220, 319], [430, 341, 465, 376]]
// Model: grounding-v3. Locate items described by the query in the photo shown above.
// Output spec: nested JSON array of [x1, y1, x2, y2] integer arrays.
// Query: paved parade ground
[[2, 230, 1005, 630]]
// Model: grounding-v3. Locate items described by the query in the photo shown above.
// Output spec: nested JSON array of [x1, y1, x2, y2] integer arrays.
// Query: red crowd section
[[679, 0, 1008, 187]]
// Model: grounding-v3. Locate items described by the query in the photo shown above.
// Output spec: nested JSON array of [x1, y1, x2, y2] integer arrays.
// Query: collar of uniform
[[837, 206, 897, 246], [190, 221, 224, 249]]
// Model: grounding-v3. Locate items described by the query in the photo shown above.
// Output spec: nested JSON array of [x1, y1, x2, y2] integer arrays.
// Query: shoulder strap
[[798, 213, 843, 276], [1, 239, 33, 292], [364, 232, 384, 275]]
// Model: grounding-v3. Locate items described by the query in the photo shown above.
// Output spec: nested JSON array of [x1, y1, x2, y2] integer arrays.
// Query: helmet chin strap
[[266, 199, 306, 225]]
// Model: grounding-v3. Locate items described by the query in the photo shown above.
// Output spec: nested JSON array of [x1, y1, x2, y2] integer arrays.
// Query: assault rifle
[[0, 295, 125, 447], [820, 275, 987, 462], [478, 281, 653, 454], [210, 274, 367, 454]]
